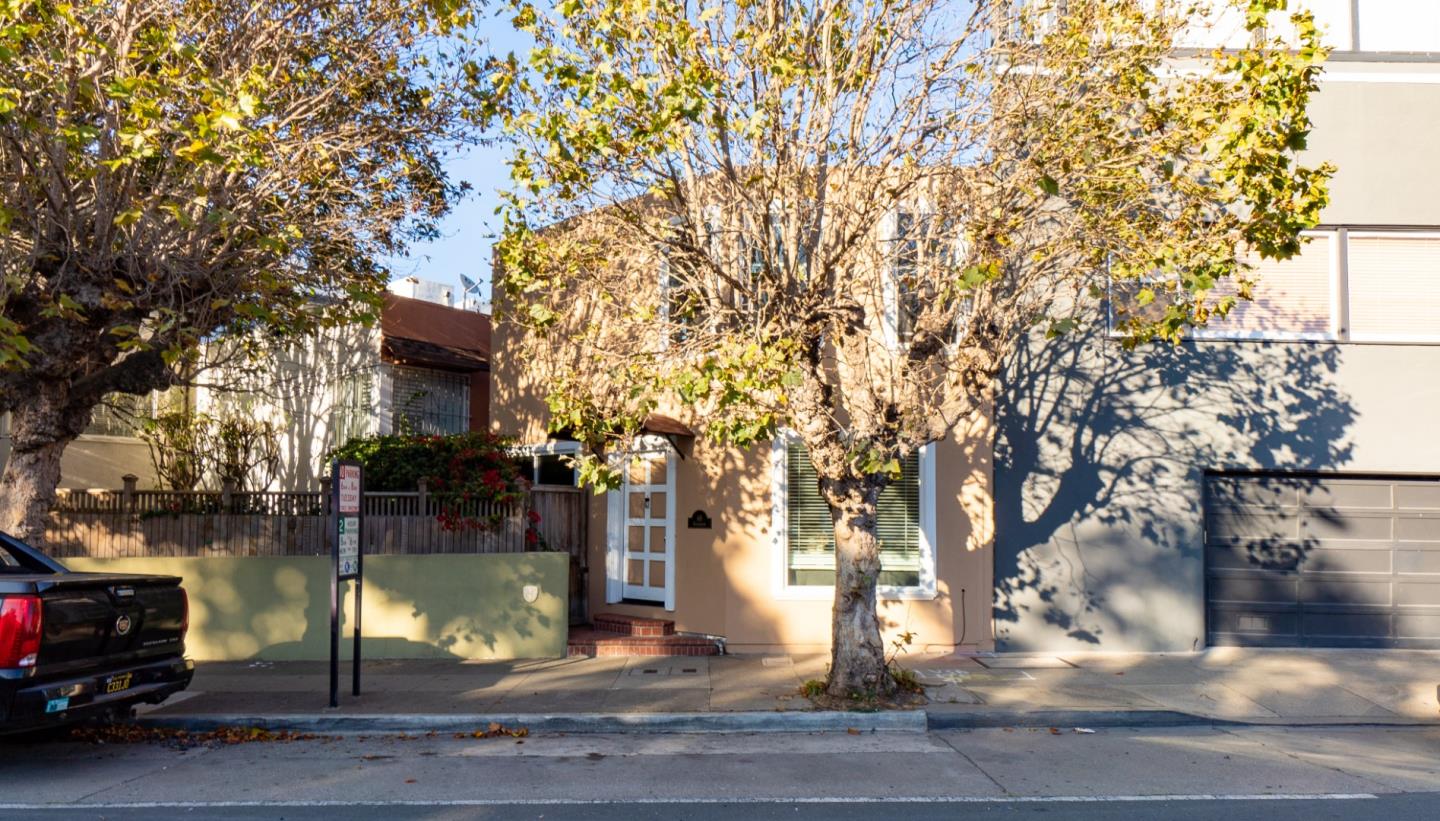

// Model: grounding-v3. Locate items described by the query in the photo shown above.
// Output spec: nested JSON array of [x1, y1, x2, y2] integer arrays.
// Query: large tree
[[493, 0, 1331, 697], [0, 0, 487, 539]]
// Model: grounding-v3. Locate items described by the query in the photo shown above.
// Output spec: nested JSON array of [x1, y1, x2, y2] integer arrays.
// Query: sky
[[382, 19, 534, 307]]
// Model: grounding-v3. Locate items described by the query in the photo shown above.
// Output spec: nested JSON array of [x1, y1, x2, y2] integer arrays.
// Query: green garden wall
[[66, 554, 568, 661]]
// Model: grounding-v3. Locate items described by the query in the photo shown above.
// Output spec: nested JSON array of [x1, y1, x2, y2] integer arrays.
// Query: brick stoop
[[569, 613, 720, 657], [590, 613, 676, 637]]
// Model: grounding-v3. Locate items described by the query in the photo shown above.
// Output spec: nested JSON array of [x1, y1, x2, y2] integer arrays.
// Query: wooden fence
[[45, 484, 587, 561], [45, 481, 591, 622]]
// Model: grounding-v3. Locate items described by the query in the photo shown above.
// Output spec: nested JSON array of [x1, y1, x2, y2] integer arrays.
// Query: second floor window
[[1109, 229, 1440, 343]]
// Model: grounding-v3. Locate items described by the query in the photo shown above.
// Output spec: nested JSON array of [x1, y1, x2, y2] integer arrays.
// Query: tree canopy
[[0, 0, 488, 539]]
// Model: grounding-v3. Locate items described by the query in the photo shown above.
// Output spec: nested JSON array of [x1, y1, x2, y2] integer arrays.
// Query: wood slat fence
[[45, 481, 590, 622]]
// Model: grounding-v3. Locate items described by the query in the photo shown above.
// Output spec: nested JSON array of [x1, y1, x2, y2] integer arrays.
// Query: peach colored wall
[[492, 315, 995, 653]]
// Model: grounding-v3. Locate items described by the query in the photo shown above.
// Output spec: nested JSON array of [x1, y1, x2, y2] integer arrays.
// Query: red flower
[[527, 510, 541, 525]]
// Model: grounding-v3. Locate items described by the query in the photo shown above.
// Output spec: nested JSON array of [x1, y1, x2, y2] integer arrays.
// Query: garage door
[[1205, 473, 1440, 648]]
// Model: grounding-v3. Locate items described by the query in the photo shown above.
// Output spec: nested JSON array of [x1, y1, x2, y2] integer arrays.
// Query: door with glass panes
[[614, 449, 675, 608]]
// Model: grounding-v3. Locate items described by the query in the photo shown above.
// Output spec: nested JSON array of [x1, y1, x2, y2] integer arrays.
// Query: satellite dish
[[459, 274, 478, 294]]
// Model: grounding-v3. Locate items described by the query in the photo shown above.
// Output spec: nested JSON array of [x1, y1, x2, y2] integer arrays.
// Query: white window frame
[[1188, 229, 1342, 343], [769, 430, 937, 601], [883, 206, 972, 351], [509, 439, 583, 486]]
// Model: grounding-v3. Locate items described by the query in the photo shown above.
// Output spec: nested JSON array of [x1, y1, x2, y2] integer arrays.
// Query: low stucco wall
[[66, 554, 568, 661]]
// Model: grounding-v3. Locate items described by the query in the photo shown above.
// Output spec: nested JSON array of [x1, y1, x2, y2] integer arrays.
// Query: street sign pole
[[330, 460, 364, 708]]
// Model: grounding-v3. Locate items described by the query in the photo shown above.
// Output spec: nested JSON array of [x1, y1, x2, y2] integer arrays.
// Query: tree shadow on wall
[[993, 329, 1356, 651]]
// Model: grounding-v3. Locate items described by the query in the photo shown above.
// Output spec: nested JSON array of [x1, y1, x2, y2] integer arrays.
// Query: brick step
[[567, 628, 720, 658], [591, 612, 676, 637]]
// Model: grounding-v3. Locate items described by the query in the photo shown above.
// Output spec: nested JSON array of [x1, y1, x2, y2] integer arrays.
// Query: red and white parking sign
[[338, 464, 361, 514]]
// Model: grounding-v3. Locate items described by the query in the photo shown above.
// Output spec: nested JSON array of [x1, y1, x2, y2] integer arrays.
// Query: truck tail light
[[179, 588, 189, 641], [0, 595, 43, 669]]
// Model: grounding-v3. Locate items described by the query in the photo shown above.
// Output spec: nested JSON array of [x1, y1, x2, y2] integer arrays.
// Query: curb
[[926, 709, 1231, 730], [925, 710, 1439, 730], [137, 708, 1438, 735], [137, 709, 930, 735]]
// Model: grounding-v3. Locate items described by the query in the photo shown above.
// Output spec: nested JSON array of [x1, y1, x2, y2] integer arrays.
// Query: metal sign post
[[330, 460, 364, 708]]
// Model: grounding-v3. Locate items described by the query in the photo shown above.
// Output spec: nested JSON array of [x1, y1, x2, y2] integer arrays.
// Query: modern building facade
[[995, 1, 1440, 652]]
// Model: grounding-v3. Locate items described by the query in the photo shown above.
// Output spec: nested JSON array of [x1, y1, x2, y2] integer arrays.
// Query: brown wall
[[469, 369, 490, 432]]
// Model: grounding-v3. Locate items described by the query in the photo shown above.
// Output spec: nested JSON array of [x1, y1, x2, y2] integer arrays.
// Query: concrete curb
[[137, 708, 1438, 735], [925, 709, 1439, 730], [137, 709, 930, 735]]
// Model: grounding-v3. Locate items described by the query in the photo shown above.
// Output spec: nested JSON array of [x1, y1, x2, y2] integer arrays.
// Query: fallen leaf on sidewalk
[[1048, 727, 1062, 735], [69, 724, 337, 750], [846, 728, 861, 735]]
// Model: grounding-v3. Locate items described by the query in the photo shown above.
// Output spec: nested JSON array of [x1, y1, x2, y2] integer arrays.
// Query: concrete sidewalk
[[138, 648, 1440, 732]]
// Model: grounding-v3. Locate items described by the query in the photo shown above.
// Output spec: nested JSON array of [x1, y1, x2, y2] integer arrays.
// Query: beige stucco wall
[[196, 325, 383, 491], [492, 318, 996, 653], [1, 414, 158, 490], [65, 554, 568, 661]]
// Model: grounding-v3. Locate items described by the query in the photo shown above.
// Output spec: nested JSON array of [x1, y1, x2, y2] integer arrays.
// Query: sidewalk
[[137, 648, 1440, 732]]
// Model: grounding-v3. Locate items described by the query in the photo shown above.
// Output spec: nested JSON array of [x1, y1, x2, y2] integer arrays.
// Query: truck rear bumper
[[1, 657, 194, 734]]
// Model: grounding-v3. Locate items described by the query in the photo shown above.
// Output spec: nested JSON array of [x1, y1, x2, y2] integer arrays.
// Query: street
[[1, 724, 1437, 819]]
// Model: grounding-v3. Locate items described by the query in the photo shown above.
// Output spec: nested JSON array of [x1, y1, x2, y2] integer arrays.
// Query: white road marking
[[0, 794, 1379, 810]]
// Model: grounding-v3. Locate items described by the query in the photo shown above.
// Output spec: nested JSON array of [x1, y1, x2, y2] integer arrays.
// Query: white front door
[[608, 448, 675, 609]]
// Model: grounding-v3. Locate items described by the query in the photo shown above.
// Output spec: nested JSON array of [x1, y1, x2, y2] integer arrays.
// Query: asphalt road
[[1, 724, 1437, 820], [2, 796, 1439, 821]]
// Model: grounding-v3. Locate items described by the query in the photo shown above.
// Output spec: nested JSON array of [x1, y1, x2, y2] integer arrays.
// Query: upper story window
[[1111, 228, 1440, 343], [889, 209, 971, 346], [1353, 0, 1440, 53], [1175, 0, 1440, 55]]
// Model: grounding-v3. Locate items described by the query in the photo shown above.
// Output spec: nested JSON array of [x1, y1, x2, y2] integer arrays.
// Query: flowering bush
[[328, 432, 540, 536]]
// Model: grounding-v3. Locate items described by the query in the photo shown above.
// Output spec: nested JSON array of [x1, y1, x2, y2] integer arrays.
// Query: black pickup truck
[[1, 531, 193, 733]]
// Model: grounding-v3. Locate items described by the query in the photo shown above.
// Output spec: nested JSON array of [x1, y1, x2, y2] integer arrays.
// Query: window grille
[[391, 366, 470, 435]]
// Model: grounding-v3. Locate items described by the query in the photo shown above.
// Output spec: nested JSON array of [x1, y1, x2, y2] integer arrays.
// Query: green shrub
[[327, 432, 534, 535]]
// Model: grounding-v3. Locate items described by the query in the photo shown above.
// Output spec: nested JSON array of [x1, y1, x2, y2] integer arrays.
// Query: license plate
[[45, 697, 69, 714], [103, 673, 133, 694]]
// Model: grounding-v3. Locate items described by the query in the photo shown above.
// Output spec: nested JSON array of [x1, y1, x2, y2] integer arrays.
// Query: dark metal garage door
[[1205, 473, 1440, 648]]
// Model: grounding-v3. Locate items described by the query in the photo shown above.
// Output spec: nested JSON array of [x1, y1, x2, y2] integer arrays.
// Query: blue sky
[[383, 18, 533, 306]]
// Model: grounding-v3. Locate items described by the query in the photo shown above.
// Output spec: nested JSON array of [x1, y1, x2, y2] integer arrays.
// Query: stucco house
[[1, 284, 492, 493], [494, 1, 1440, 655]]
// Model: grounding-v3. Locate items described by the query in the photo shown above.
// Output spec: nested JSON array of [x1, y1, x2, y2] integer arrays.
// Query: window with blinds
[[1346, 234, 1440, 342], [1197, 235, 1334, 339], [331, 369, 375, 447], [785, 443, 921, 588]]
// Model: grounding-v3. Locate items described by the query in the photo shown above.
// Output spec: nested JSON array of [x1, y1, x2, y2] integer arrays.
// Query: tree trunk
[[0, 385, 88, 544], [824, 478, 895, 698]]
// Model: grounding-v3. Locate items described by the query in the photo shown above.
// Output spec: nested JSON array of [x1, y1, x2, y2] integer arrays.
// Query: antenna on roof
[[458, 274, 489, 313]]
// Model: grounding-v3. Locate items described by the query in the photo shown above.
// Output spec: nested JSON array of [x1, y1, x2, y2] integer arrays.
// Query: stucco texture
[[491, 310, 995, 654], [65, 554, 569, 661]]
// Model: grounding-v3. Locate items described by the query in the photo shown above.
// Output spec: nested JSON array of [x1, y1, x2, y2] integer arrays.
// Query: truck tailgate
[[33, 573, 186, 679]]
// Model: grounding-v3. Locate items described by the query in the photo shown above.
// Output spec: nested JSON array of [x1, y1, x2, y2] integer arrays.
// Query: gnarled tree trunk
[[823, 477, 894, 698], [0, 384, 90, 544]]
